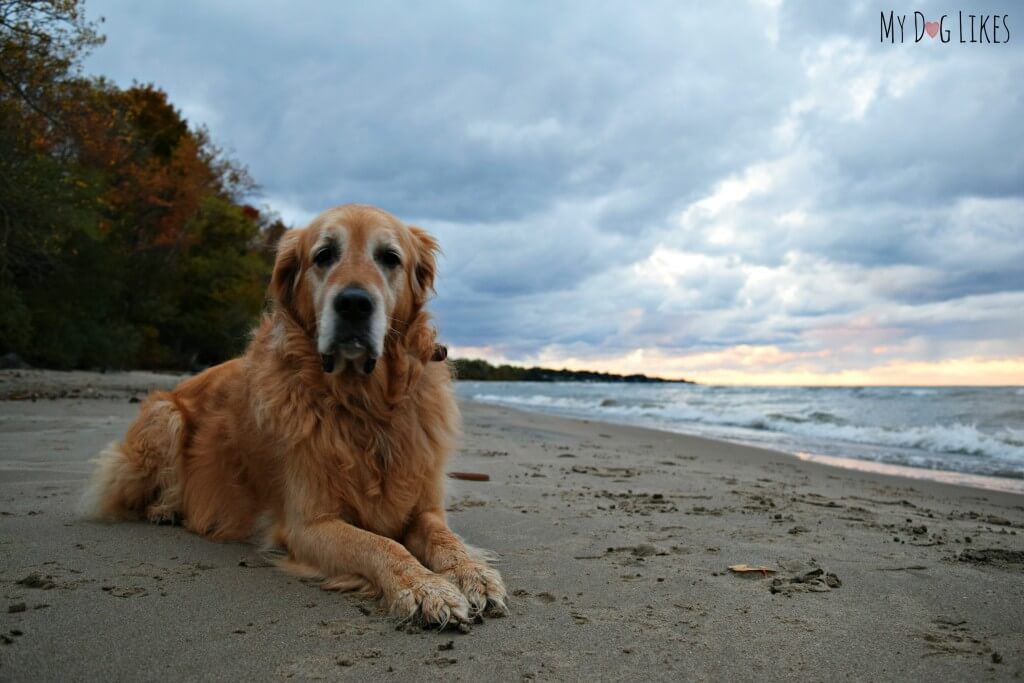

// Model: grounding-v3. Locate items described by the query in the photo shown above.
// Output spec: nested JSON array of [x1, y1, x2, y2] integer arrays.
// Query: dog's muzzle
[[321, 287, 379, 375]]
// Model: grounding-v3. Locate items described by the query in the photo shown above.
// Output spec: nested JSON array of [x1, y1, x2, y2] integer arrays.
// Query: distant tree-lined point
[[451, 358, 694, 384]]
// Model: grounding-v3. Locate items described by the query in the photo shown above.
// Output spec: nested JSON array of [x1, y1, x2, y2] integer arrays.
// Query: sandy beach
[[1, 370, 1022, 681]]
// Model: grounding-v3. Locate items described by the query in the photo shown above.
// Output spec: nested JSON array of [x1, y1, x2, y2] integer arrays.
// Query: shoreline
[[793, 451, 1024, 496], [464, 399, 1024, 506], [460, 393, 1024, 498]]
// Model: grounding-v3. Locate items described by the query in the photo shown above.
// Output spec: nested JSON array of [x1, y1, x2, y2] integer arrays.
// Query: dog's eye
[[377, 249, 402, 269], [313, 246, 337, 268]]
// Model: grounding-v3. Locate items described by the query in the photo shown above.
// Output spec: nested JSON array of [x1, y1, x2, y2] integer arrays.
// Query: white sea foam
[[774, 420, 1023, 462]]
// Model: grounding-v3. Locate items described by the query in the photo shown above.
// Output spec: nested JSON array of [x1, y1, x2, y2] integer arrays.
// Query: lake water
[[456, 382, 1024, 487]]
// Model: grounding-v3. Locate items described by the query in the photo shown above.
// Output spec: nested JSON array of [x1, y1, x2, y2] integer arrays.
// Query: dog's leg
[[288, 519, 471, 627], [404, 510, 508, 616]]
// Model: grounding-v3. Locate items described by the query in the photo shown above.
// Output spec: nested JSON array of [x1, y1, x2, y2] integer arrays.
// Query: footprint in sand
[[957, 548, 1024, 570], [917, 618, 997, 660], [570, 464, 639, 478]]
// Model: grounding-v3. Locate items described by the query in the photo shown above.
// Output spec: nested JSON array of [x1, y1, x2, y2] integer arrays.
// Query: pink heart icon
[[925, 20, 939, 38]]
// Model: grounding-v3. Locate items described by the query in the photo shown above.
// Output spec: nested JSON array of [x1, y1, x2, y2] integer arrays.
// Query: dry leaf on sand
[[728, 564, 777, 576]]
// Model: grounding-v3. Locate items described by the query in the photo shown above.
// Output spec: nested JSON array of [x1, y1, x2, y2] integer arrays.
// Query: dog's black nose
[[334, 288, 374, 323]]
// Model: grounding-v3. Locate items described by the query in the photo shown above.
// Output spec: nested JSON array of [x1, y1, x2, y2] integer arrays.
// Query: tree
[[0, 0, 280, 369], [0, 0, 106, 359], [0, 0, 104, 120]]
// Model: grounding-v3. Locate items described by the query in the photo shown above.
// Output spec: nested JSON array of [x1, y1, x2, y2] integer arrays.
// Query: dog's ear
[[408, 225, 439, 308], [270, 229, 302, 315]]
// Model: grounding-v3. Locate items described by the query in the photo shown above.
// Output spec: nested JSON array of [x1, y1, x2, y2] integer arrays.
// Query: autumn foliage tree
[[0, 0, 285, 369]]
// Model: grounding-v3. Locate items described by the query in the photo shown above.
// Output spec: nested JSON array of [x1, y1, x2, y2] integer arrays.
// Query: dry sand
[[1, 369, 1022, 681]]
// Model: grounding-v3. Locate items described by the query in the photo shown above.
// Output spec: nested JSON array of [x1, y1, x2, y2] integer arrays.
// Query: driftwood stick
[[448, 472, 490, 482]]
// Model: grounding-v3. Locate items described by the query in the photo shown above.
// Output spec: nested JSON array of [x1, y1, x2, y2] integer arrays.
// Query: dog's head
[[270, 204, 438, 375]]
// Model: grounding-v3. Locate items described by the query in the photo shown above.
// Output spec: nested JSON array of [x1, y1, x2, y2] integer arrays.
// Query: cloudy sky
[[84, 1, 1023, 384]]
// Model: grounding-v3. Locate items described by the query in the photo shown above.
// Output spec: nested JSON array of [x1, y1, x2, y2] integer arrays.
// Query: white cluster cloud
[[84, 0, 1024, 382]]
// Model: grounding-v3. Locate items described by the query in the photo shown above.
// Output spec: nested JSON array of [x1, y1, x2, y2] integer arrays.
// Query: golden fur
[[83, 204, 507, 625]]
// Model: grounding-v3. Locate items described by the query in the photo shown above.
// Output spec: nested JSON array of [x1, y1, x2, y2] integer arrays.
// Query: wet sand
[[1, 370, 1022, 681]]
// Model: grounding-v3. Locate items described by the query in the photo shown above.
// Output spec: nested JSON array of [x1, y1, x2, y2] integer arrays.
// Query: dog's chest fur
[[242, 326, 458, 541], [280, 380, 454, 540]]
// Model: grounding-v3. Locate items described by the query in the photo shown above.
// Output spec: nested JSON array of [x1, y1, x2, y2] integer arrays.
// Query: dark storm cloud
[[85, 1, 793, 221], [83, 0, 1024, 375]]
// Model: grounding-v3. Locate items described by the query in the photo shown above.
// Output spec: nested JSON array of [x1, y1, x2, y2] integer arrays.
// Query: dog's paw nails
[[466, 593, 487, 614], [145, 505, 180, 526], [485, 596, 509, 618], [392, 573, 470, 629], [444, 562, 508, 618]]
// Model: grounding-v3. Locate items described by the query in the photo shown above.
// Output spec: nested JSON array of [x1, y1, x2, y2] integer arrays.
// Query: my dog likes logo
[[881, 11, 1010, 43]]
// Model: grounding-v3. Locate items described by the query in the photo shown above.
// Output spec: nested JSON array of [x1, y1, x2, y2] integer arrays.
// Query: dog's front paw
[[390, 571, 470, 628], [443, 559, 508, 617]]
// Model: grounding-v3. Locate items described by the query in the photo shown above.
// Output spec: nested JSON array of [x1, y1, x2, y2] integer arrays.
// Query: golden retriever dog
[[82, 204, 507, 627]]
